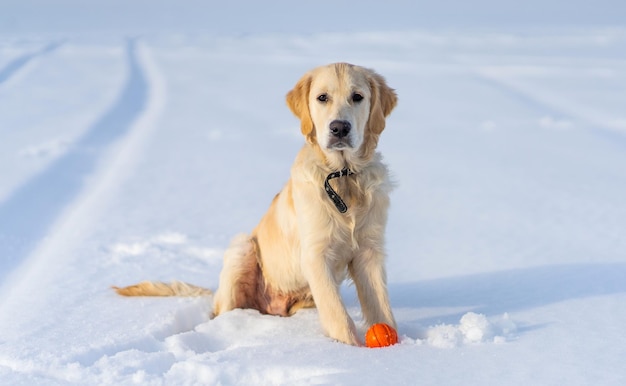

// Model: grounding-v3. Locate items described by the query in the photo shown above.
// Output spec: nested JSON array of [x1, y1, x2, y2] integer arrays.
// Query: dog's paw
[[328, 318, 363, 346]]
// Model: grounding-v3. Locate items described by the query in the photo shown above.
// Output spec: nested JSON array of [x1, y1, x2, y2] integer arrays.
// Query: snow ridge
[[418, 312, 516, 348]]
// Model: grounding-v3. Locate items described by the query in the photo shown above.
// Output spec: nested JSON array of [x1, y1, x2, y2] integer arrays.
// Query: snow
[[1, 1, 626, 385]]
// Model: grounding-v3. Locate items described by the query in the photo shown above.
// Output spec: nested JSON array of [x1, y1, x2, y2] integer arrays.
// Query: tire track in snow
[[0, 38, 159, 286], [474, 70, 626, 147], [0, 41, 63, 85]]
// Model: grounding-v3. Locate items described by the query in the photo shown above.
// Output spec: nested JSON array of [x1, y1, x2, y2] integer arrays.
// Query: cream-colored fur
[[115, 63, 398, 346]]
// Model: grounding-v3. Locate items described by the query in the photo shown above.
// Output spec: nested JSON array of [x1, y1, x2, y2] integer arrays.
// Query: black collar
[[324, 168, 355, 213]]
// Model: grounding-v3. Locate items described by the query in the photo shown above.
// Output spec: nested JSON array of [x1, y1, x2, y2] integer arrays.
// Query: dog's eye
[[317, 94, 328, 103], [352, 93, 364, 103]]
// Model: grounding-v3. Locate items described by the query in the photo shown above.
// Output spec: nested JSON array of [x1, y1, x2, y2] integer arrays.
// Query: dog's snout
[[329, 120, 351, 138]]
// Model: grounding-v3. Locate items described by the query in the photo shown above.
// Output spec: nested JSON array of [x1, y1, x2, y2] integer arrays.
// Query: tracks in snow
[[474, 67, 626, 146], [0, 41, 63, 86], [0, 38, 164, 291]]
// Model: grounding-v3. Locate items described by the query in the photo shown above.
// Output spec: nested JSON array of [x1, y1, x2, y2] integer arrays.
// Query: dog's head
[[286, 63, 397, 168]]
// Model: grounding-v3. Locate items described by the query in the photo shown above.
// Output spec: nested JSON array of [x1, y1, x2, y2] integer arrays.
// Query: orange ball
[[365, 323, 398, 348]]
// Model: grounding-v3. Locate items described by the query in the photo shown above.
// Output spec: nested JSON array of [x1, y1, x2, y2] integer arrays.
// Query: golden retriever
[[115, 63, 398, 345]]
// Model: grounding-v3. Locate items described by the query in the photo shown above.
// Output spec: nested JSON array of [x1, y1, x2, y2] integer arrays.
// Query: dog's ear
[[286, 74, 315, 141], [367, 72, 397, 135], [360, 70, 397, 160]]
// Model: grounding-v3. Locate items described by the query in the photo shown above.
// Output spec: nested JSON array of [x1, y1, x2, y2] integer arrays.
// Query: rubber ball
[[365, 323, 398, 348]]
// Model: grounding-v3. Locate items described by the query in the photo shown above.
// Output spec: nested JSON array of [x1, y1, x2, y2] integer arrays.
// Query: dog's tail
[[113, 280, 212, 297]]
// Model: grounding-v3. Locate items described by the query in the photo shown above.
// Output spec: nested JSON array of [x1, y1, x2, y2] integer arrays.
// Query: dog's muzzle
[[327, 120, 352, 149]]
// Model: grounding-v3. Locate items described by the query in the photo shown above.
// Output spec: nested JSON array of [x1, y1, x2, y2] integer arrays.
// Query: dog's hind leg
[[212, 234, 260, 317], [212, 233, 312, 318]]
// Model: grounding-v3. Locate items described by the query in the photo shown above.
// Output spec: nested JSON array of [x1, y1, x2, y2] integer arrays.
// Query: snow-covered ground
[[1, 1, 626, 385]]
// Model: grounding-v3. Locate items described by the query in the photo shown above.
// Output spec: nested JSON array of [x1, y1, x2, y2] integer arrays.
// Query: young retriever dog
[[115, 63, 398, 345]]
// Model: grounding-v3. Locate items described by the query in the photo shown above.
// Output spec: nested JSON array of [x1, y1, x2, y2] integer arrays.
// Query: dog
[[114, 63, 398, 346]]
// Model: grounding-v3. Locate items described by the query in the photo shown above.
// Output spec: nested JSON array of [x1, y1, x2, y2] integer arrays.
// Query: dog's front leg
[[301, 248, 361, 346], [349, 247, 396, 330]]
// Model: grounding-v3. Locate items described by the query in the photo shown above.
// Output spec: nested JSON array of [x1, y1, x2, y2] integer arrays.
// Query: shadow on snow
[[389, 262, 626, 328]]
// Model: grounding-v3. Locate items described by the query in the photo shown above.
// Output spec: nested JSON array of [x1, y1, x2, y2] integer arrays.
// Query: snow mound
[[410, 312, 517, 348]]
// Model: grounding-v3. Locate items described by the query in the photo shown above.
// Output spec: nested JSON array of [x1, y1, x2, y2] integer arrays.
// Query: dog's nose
[[329, 120, 351, 138]]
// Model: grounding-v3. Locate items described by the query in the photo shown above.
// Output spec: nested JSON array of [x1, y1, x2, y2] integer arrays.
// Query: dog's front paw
[[328, 318, 363, 346]]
